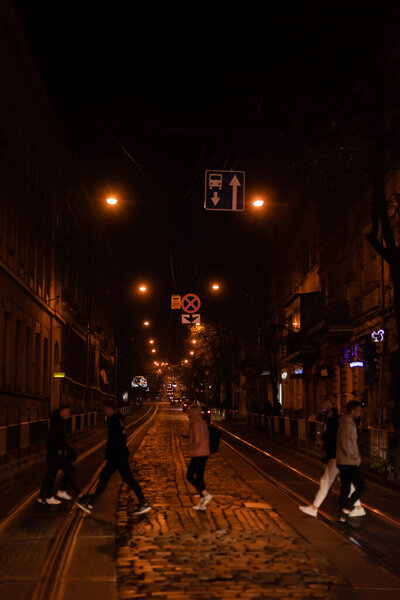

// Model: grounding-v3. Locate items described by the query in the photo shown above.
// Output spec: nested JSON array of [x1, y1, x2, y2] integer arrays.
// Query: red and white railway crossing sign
[[181, 293, 201, 314]]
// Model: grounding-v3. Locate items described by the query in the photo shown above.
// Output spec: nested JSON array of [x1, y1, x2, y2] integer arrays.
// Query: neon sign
[[371, 329, 385, 343]]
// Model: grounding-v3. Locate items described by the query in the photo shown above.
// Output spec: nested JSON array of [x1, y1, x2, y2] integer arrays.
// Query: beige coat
[[188, 417, 210, 457], [336, 414, 361, 466]]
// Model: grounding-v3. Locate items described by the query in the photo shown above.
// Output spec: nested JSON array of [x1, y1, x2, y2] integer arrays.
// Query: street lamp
[[149, 339, 154, 344], [191, 339, 197, 345], [252, 198, 264, 208], [143, 321, 150, 327], [139, 285, 147, 293], [151, 348, 156, 354], [190, 350, 194, 356], [184, 359, 189, 364], [211, 283, 220, 291], [106, 197, 118, 206]]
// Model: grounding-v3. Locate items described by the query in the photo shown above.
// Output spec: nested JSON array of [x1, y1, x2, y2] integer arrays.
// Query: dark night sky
[[13, 0, 399, 374]]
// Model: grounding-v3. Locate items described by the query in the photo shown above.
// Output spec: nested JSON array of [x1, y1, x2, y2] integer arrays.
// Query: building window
[[25, 326, 33, 392], [34, 333, 41, 394], [2, 312, 12, 387]]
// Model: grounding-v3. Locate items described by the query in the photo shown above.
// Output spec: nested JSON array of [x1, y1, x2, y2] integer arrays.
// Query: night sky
[[13, 0, 399, 377]]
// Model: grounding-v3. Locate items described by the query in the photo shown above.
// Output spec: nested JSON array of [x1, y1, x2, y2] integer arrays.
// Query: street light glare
[[149, 339, 154, 344], [191, 339, 197, 344], [106, 197, 118, 205], [139, 285, 147, 293], [212, 283, 220, 291], [143, 321, 150, 326], [151, 348, 156, 353], [253, 199, 264, 207]]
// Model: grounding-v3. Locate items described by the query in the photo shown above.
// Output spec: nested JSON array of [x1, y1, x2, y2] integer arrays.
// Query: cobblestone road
[[116, 408, 351, 599]]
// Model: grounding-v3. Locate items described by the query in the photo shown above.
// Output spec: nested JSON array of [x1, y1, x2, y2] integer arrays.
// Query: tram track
[[0, 405, 158, 600], [217, 423, 400, 580]]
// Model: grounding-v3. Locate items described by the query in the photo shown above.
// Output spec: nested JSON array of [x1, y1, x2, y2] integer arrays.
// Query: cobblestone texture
[[116, 409, 350, 599]]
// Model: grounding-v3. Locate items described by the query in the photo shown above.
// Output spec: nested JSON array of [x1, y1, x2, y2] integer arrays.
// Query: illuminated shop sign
[[281, 370, 288, 380], [341, 344, 364, 369], [294, 368, 303, 375], [371, 329, 385, 343], [131, 376, 148, 388]]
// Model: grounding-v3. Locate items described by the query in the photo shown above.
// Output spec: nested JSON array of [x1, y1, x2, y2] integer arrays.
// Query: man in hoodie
[[76, 401, 151, 515], [336, 400, 366, 521], [37, 405, 79, 504]]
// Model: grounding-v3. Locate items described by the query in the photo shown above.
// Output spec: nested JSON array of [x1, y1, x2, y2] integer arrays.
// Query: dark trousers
[[338, 464, 366, 511], [40, 457, 79, 499], [186, 456, 208, 495], [92, 455, 146, 505]]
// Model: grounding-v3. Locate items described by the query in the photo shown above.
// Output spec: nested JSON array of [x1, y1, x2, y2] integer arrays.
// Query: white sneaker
[[46, 496, 62, 505], [37, 497, 46, 505], [299, 505, 318, 518], [348, 506, 366, 517], [192, 503, 207, 511], [57, 490, 72, 500], [201, 491, 213, 507]]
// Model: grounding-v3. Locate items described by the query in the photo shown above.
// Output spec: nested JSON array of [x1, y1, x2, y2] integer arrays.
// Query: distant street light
[[143, 321, 150, 326], [149, 339, 154, 344], [184, 359, 189, 364], [211, 283, 220, 291], [106, 197, 118, 206], [151, 348, 156, 353], [191, 339, 197, 345], [139, 285, 147, 293], [190, 350, 194, 355], [252, 198, 264, 208]]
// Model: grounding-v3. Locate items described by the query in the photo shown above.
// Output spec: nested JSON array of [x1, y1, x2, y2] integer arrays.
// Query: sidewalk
[[115, 408, 350, 599]]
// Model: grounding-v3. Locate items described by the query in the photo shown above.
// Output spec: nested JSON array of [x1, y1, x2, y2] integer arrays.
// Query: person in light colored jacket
[[336, 401, 366, 521], [186, 404, 213, 511]]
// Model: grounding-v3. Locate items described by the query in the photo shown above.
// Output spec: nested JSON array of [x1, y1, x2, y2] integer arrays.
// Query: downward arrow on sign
[[211, 191, 220, 206], [229, 175, 241, 210]]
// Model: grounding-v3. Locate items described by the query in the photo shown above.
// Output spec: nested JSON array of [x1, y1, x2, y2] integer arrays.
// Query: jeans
[[313, 458, 360, 508], [186, 456, 208, 495], [338, 464, 366, 511], [40, 456, 79, 499], [92, 455, 146, 505]]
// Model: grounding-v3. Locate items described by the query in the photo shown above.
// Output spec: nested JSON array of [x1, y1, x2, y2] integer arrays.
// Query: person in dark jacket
[[298, 406, 364, 518], [76, 401, 150, 515], [37, 405, 79, 505]]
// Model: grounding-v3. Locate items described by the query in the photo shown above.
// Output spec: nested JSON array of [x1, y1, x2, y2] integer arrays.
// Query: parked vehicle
[[200, 405, 212, 423]]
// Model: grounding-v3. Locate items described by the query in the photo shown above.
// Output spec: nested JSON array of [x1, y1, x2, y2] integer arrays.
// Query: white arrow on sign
[[229, 175, 241, 210], [181, 313, 200, 325], [211, 191, 220, 206]]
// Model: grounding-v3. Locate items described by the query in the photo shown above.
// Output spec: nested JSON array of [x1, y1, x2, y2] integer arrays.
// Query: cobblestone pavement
[[116, 408, 351, 599]]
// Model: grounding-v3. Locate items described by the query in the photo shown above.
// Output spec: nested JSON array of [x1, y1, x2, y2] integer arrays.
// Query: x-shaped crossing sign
[[181, 293, 201, 313]]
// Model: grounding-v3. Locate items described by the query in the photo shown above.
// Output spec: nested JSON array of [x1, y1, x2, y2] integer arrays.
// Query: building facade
[[0, 1, 116, 425]]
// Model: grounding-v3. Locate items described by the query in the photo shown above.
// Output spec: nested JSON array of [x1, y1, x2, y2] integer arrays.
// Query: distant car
[[182, 401, 190, 412], [200, 405, 211, 423]]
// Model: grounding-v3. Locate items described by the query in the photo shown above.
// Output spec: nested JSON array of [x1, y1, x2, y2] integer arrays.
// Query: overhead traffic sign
[[171, 295, 181, 309], [181, 293, 201, 313], [204, 170, 245, 211], [181, 313, 200, 325]]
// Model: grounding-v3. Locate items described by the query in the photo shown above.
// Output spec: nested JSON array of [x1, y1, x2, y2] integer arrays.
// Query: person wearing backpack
[[186, 404, 213, 511]]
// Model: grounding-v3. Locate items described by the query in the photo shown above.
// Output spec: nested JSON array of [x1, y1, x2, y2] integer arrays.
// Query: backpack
[[208, 425, 221, 453]]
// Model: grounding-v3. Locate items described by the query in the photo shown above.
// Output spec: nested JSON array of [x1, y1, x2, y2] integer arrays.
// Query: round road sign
[[181, 293, 201, 314]]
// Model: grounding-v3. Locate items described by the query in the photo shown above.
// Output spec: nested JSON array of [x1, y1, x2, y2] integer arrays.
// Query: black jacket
[[322, 413, 339, 461], [47, 409, 68, 458], [105, 413, 129, 460]]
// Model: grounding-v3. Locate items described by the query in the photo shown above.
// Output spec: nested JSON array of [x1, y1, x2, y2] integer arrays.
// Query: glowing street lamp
[[211, 283, 220, 291], [184, 359, 189, 364], [190, 350, 194, 356], [106, 197, 118, 206], [151, 348, 156, 354], [149, 339, 154, 344], [143, 321, 150, 326], [191, 339, 197, 345], [252, 198, 264, 208], [139, 285, 147, 293]]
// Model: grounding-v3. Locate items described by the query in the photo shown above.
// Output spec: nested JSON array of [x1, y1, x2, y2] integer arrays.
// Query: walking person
[[37, 405, 79, 505], [299, 406, 365, 518], [337, 400, 366, 522], [186, 404, 213, 511], [76, 401, 150, 515]]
